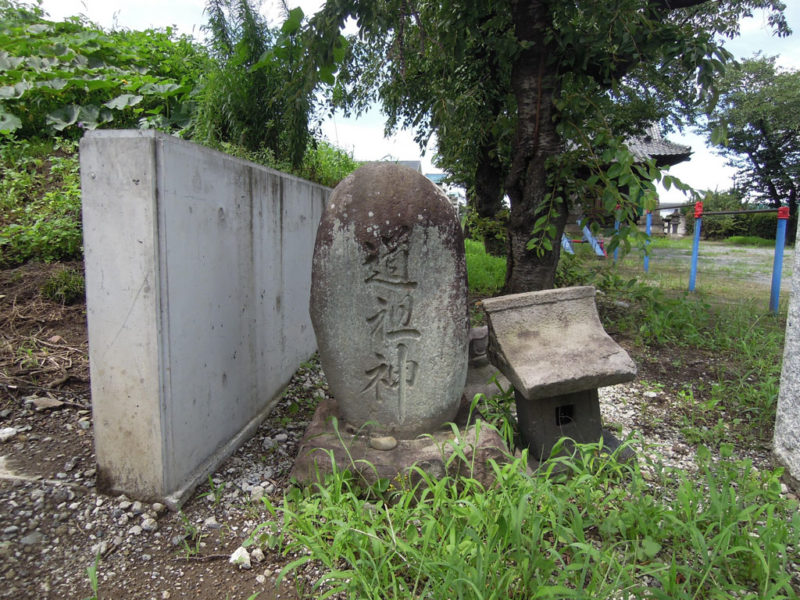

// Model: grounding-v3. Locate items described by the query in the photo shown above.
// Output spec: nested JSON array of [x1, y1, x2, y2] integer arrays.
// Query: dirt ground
[[0, 262, 319, 599], [0, 257, 792, 598]]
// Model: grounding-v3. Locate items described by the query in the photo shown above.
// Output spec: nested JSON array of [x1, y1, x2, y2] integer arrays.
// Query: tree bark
[[470, 142, 506, 256], [503, 0, 566, 293]]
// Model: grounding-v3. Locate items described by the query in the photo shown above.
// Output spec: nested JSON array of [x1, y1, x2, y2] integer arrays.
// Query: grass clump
[[41, 267, 85, 305], [649, 235, 693, 250], [589, 265, 785, 444], [725, 235, 778, 248], [254, 435, 799, 599], [465, 238, 506, 296]]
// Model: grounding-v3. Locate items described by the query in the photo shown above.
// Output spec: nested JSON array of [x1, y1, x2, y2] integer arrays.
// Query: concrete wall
[[80, 130, 329, 507]]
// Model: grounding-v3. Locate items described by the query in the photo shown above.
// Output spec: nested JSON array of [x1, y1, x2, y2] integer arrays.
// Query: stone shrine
[[482, 286, 637, 461]]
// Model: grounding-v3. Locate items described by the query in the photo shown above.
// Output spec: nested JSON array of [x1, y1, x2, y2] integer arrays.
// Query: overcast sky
[[38, 0, 800, 202]]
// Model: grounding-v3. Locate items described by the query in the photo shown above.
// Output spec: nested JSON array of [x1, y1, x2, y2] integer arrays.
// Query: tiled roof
[[626, 124, 692, 167]]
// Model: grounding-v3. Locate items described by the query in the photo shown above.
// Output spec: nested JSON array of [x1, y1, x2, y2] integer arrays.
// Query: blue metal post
[[643, 211, 652, 272], [613, 219, 620, 263], [689, 202, 703, 292], [770, 207, 790, 313]]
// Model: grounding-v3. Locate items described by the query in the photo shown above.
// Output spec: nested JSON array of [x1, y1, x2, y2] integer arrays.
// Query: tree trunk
[[503, 0, 566, 293], [471, 142, 506, 256]]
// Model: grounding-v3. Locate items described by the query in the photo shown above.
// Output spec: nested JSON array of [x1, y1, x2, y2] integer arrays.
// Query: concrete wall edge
[[161, 373, 300, 511]]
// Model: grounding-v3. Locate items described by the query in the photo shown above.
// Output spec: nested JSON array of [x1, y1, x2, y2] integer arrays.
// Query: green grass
[[726, 235, 779, 248], [250, 244, 797, 595], [253, 434, 798, 599], [41, 267, 85, 305], [586, 258, 786, 443], [465, 238, 506, 295], [649, 235, 693, 250], [611, 237, 792, 310]]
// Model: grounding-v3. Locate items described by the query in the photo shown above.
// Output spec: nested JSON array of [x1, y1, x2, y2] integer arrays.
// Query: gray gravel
[[2, 354, 798, 598]]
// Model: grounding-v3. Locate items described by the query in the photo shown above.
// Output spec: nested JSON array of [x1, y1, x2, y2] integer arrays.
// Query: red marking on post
[[694, 201, 703, 219], [778, 206, 790, 220]]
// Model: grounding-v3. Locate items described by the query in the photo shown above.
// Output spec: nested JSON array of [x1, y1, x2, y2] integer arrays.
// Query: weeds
[[0, 139, 82, 266], [726, 235, 780, 247], [198, 475, 225, 506], [177, 512, 204, 558], [465, 238, 506, 296], [82, 552, 100, 600], [41, 267, 85, 304], [254, 436, 799, 599], [469, 375, 517, 450]]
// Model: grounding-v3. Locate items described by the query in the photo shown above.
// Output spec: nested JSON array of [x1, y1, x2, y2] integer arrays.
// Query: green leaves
[[0, 108, 21, 133], [103, 93, 143, 110], [0, 2, 210, 138], [45, 104, 79, 130], [704, 56, 799, 209], [281, 7, 304, 36], [0, 138, 83, 266], [0, 81, 30, 99], [45, 104, 112, 130], [710, 123, 728, 146], [269, 426, 798, 599]]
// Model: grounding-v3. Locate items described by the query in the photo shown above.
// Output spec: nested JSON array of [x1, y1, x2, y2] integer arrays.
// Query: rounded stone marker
[[368, 435, 398, 451], [310, 163, 468, 438]]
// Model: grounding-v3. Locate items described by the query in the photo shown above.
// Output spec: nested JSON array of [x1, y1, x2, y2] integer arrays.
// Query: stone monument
[[293, 163, 507, 484], [309, 162, 469, 436]]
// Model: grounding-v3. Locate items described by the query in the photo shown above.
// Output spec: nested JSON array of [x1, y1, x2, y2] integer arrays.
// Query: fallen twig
[[175, 553, 231, 563]]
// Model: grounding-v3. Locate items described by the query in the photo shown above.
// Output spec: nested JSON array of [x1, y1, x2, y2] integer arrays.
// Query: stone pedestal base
[[517, 389, 603, 461], [291, 397, 509, 488]]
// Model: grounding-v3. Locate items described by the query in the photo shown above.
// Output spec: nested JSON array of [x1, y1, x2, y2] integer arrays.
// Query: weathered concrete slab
[[482, 286, 636, 400], [310, 163, 469, 438], [81, 130, 328, 506]]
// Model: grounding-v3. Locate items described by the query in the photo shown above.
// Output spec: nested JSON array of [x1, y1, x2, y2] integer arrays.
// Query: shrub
[[726, 235, 777, 247], [253, 436, 799, 599], [0, 138, 82, 266], [192, 0, 315, 168]]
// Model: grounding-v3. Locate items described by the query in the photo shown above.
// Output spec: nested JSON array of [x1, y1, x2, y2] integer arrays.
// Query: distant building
[[396, 160, 423, 173], [568, 124, 692, 238], [625, 124, 692, 167], [425, 172, 463, 210], [626, 125, 692, 237]]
